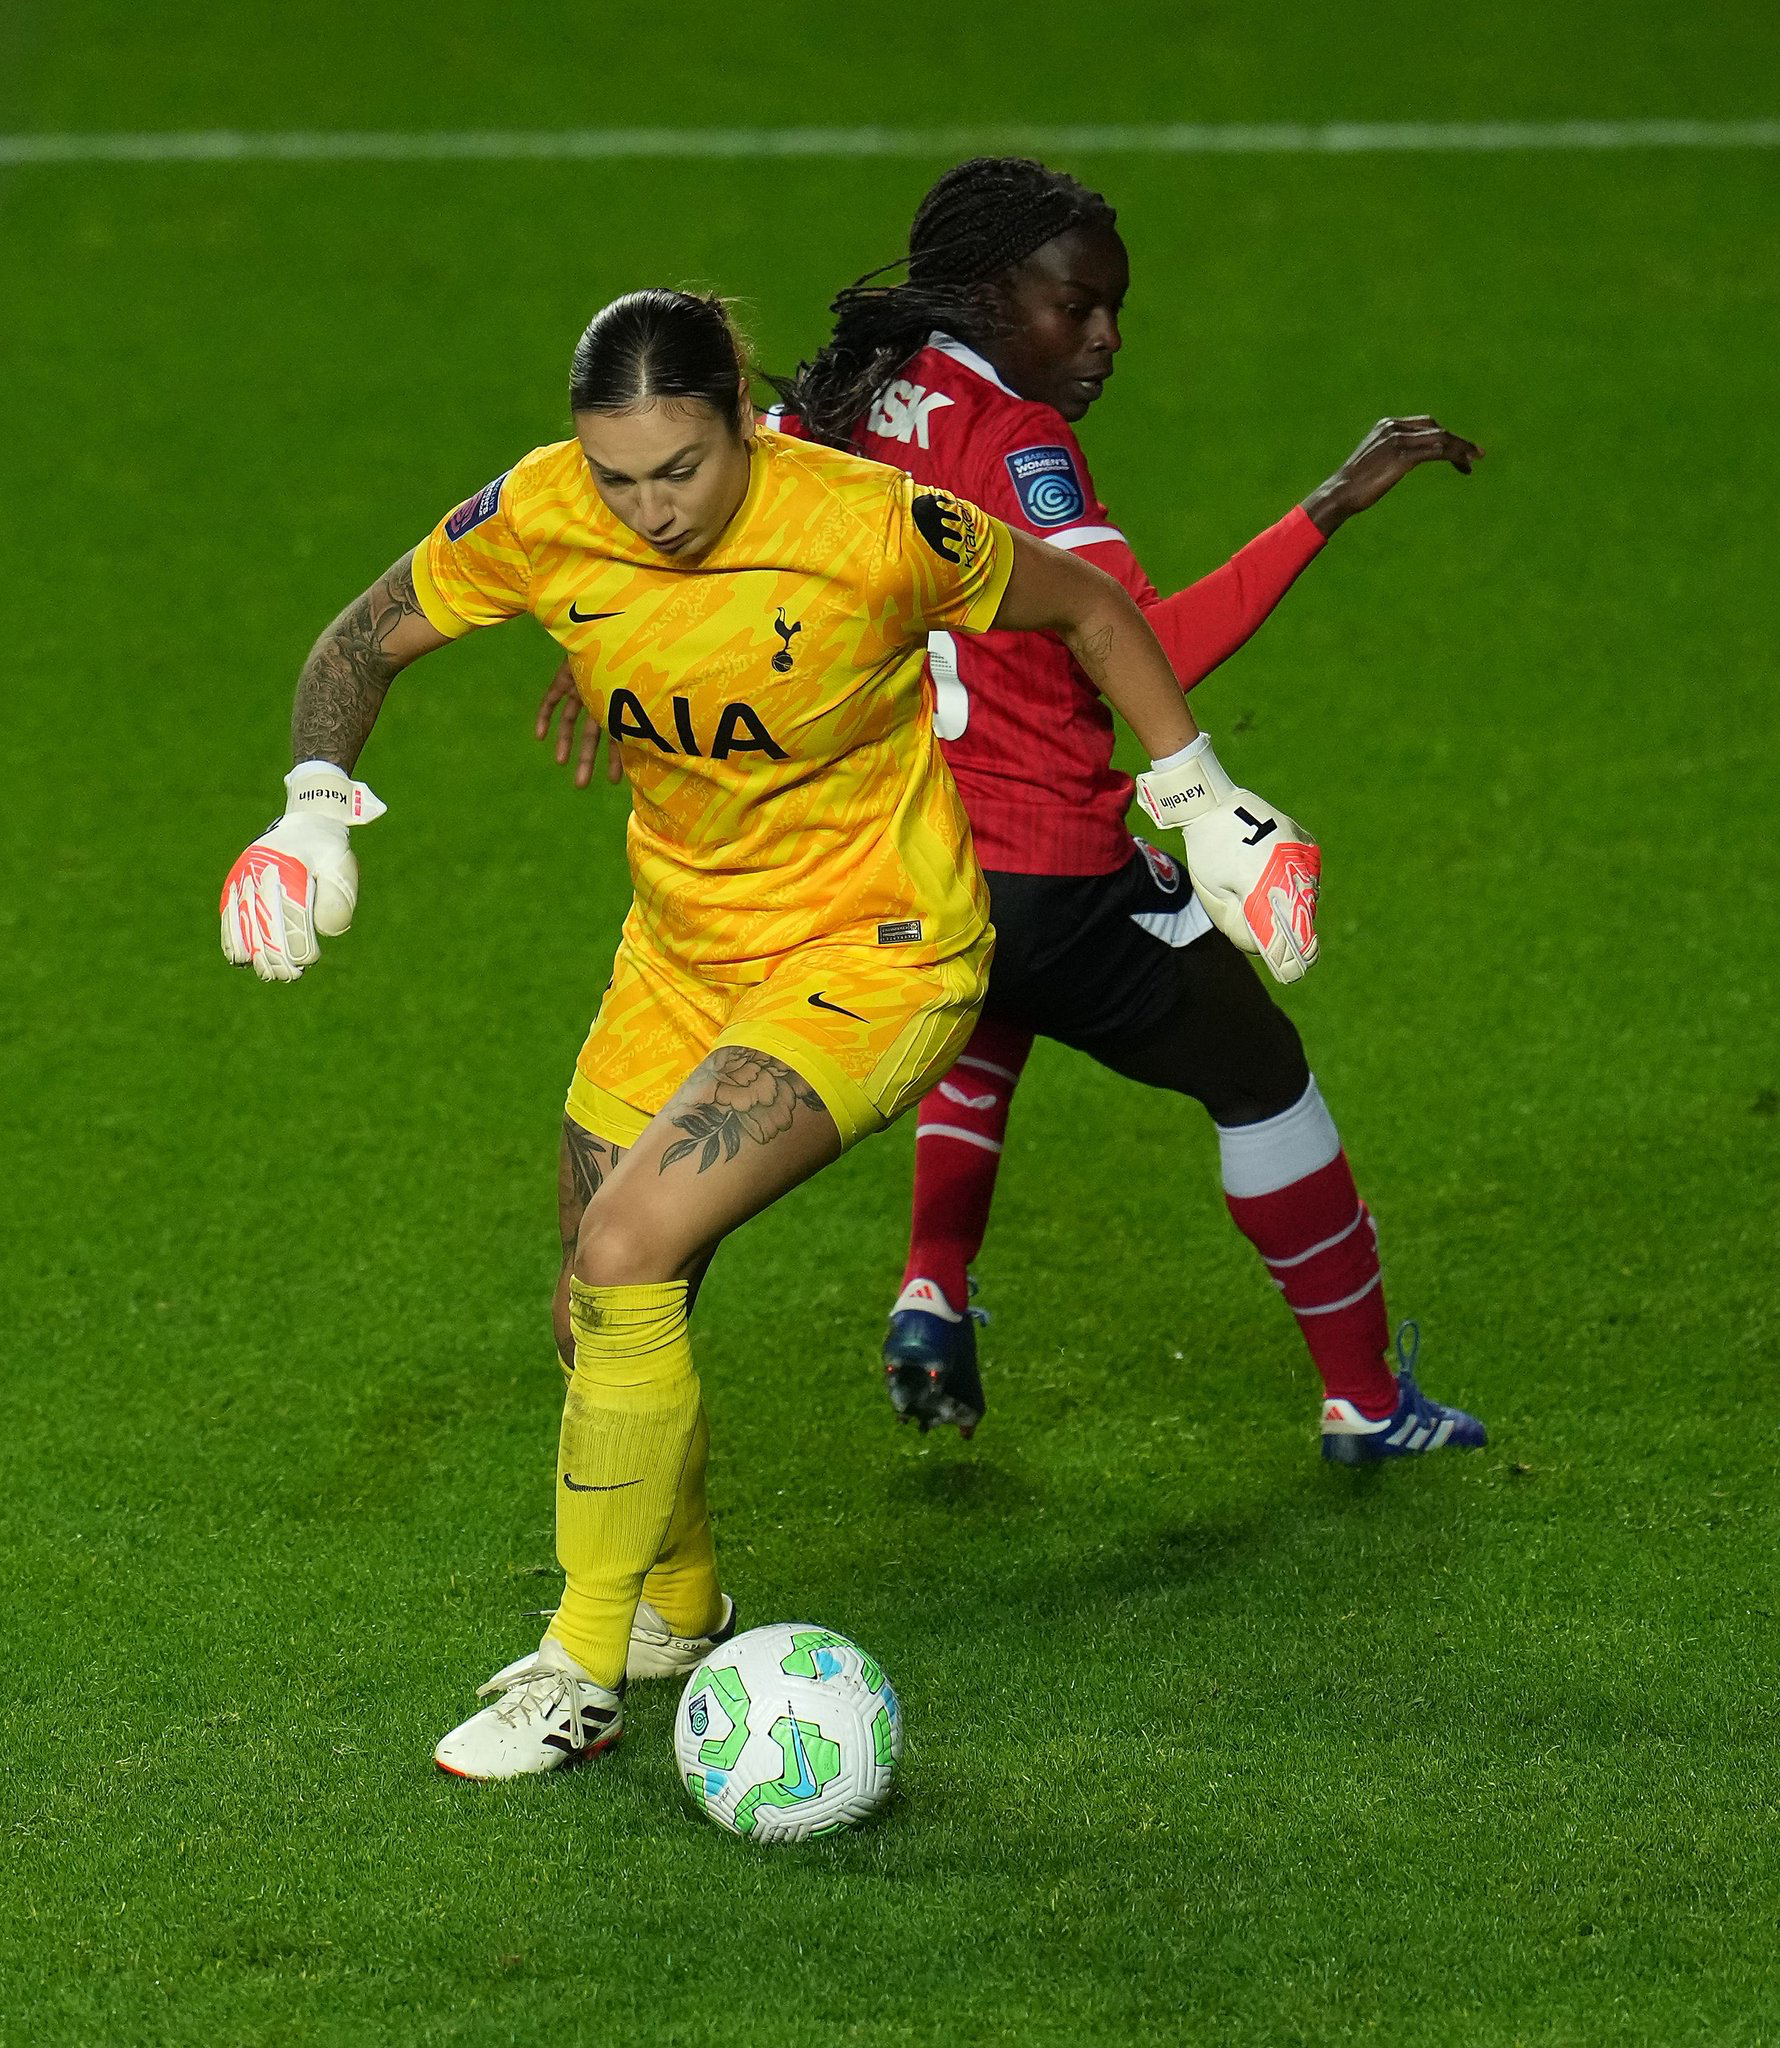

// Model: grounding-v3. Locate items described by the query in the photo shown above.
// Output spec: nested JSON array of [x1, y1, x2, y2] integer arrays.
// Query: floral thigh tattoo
[[659, 1047, 826, 1175], [559, 1120, 624, 1249]]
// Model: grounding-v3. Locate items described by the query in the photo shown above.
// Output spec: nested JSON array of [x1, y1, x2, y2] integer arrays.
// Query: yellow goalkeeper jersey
[[411, 427, 1013, 977]]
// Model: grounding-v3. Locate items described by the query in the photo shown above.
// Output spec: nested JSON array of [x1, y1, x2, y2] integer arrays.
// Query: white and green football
[[674, 1622, 901, 1842]]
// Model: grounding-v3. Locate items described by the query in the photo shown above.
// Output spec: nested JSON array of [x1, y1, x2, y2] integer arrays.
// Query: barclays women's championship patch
[[444, 472, 510, 541], [1005, 444, 1087, 528]]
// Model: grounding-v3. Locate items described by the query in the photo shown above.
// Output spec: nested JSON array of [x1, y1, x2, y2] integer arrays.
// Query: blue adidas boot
[[882, 1277, 987, 1438], [1320, 1323, 1487, 1465]]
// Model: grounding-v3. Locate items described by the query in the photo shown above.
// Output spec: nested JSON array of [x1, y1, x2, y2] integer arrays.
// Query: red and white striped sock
[[1219, 1079, 1397, 1418], [899, 1016, 1035, 1310]]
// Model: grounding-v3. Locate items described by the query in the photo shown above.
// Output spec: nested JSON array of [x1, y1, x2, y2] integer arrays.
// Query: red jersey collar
[[924, 331, 1020, 398]]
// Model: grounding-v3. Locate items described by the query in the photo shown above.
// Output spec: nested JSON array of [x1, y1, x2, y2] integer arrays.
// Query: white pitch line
[[1, 119, 1778, 169]]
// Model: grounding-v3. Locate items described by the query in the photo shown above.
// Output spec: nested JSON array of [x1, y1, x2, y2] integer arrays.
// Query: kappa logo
[[866, 379, 956, 450], [772, 607, 802, 673]]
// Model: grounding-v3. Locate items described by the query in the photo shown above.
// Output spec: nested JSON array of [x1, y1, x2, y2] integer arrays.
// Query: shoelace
[[1392, 1319, 1457, 1440], [1395, 1318, 1421, 1383], [476, 1656, 606, 1749]]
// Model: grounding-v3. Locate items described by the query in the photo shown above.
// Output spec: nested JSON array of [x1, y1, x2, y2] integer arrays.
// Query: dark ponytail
[[772, 157, 1116, 448], [569, 289, 748, 428]]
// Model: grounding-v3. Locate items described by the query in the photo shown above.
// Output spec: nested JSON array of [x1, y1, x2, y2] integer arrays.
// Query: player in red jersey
[[542, 159, 1486, 1464]]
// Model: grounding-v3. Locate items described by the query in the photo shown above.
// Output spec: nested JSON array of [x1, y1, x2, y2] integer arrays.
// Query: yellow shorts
[[566, 929, 993, 1153]]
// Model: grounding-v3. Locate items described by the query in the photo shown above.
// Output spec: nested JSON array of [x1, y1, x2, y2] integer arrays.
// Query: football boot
[[433, 1637, 623, 1780], [1320, 1322, 1488, 1465], [882, 1276, 988, 1438], [627, 1594, 738, 1682]]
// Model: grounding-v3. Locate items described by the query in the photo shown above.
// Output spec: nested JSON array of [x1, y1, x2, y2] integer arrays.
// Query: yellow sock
[[550, 1277, 701, 1687], [639, 1397, 724, 1639]]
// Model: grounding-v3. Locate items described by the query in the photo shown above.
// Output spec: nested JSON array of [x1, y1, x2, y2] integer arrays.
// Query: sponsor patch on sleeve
[[1004, 444, 1087, 528], [444, 471, 510, 541], [911, 489, 978, 565]]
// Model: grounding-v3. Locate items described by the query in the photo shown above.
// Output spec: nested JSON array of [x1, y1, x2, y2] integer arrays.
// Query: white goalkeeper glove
[[219, 760, 386, 983], [1134, 735, 1321, 984]]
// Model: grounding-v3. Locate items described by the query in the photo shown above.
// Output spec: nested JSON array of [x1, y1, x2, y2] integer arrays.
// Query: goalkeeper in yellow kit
[[219, 288, 1313, 1780]]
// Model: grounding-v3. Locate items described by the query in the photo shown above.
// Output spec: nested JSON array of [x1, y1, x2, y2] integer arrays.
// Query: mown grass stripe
[[2, 118, 1778, 168]]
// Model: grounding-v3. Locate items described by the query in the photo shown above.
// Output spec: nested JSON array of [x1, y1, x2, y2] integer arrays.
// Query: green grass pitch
[[3, 3, 1778, 2041]]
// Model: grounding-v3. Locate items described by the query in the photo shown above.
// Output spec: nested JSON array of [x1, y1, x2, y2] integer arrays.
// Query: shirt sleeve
[[964, 409, 1162, 603], [880, 474, 1014, 637], [971, 406, 1325, 691], [1142, 507, 1326, 686], [409, 468, 531, 637], [981, 413, 1128, 546]]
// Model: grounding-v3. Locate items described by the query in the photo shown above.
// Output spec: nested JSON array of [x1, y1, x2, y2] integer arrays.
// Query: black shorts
[[982, 841, 1211, 1046], [980, 842, 1309, 1126]]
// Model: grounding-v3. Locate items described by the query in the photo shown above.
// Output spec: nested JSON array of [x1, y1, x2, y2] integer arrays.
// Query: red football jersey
[[774, 333, 1324, 874]]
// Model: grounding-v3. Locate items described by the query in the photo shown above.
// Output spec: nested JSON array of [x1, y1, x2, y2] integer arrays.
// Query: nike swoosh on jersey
[[807, 992, 866, 1021], [567, 604, 625, 623], [562, 1474, 643, 1492]]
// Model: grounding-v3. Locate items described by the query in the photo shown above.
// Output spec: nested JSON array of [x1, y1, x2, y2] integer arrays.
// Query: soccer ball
[[674, 1622, 901, 1842]]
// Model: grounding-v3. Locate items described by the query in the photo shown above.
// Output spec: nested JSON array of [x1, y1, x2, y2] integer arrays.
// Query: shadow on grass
[[847, 1445, 1479, 1685], [893, 1453, 1043, 1514]]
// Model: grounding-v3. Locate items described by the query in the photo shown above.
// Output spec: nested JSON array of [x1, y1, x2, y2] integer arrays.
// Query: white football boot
[[433, 1637, 624, 1781], [626, 1594, 738, 1681]]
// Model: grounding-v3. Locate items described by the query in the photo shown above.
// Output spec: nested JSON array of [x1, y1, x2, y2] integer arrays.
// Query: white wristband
[[1133, 736, 1233, 829], [284, 760, 387, 827], [1149, 733, 1213, 773]]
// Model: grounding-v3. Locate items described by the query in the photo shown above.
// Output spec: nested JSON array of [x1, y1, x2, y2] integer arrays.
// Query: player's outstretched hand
[[1134, 738, 1320, 984], [1302, 416, 1483, 536], [220, 762, 385, 982], [536, 659, 623, 789]]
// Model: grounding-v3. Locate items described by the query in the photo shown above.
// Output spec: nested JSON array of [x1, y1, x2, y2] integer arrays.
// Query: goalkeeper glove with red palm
[[1134, 735, 1320, 984], [220, 760, 385, 983]]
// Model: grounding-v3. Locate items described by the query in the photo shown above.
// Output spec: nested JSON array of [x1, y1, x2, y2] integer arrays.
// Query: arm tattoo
[[659, 1046, 825, 1176], [558, 1119, 624, 1250], [1066, 619, 1116, 681], [291, 554, 425, 768]]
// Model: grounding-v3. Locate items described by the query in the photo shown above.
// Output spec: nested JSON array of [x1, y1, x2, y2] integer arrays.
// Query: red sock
[[1225, 1150, 1397, 1418], [900, 1016, 1034, 1308]]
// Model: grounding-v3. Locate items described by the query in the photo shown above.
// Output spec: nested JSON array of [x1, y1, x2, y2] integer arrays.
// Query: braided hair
[[771, 157, 1116, 447]]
